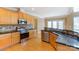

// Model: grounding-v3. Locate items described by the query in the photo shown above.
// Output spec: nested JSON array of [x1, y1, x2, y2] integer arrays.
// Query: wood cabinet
[[22, 13, 31, 24], [0, 32, 20, 50], [0, 33, 11, 50], [29, 30, 36, 39], [19, 12, 23, 19], [0, 8, 11, 24], [49, 32, 58, 50], [11, 32, 20, 45], [22, 12, 36, 28], [0, 8, 18, 24], [0, 8, 36, 28], [10, 12, 18, 24]]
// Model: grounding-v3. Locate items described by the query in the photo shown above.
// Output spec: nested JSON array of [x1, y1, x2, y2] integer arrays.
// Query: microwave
[[18, 19, 27, 24]]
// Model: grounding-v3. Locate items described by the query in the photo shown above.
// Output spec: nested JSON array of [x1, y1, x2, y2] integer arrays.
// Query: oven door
[[20, 32, 29, 39]]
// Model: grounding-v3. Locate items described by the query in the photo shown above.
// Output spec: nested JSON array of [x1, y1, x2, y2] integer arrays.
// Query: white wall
[[37, 18, 45, 33]]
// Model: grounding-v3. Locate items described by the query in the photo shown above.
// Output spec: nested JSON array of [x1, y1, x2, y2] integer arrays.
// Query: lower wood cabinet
[[0, 33, 11, 50], [11, 32, 20, 45], [0, 32, 20, 50], [29, 30, 36, 39], [49, 32, 58, 50]]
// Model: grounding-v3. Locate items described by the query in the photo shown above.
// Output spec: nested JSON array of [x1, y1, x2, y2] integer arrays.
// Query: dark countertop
[[43, 29, 79, 39], [42, 29, 79, 41], [0, 30, 19, 34], [42, 28, 79, 38], [42, 29, 79, 48]]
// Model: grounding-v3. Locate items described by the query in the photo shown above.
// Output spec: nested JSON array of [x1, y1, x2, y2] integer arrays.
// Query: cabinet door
[[0, 34, 11, 50], [0, 8, 18, 24], [49, 32, 58, 50], [0, 8, 11, 24], [29, 30, 33, 39], [19, 12, 23, 19], [23, 13, 31, 23], [0, 8, 5, 24], [29, 30, 36, 39], [6, 11, 12, 24], [11, 12, 18, 24], [11, 32, 20, 45]]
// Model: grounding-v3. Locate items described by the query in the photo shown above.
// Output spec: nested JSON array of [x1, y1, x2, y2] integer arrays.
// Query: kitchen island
[[41, 30, 58, 50], [41, 28, 79, 49]]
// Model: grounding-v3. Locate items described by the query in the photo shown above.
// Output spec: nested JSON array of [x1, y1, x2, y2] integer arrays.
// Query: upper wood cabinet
[[10, 12, 18, 24], [19, 12, 23, 19], [21, 12, 36, 28], [0, 8, 11, 24], [0, 8, 36, 26], [0, 8, 18, 24]]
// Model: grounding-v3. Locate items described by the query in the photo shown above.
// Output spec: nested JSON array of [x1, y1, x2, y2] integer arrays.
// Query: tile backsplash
[[0, 24, 33, 31], [0, 26, 17, 31]]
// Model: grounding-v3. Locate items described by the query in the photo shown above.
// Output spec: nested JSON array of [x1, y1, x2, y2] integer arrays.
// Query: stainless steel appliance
[[18, 19, 27, 24], [17, 28, 29, 43], [42, 31, 49, 42]]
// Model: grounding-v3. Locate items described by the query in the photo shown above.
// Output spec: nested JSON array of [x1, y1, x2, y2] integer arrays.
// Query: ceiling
[[5, 7, 73, 18], [20, 7, 73, 18]]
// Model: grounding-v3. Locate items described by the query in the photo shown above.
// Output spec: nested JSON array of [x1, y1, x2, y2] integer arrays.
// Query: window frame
[[47, 19, 64, 29], [73, 16, 79, 33], [73, 7, 79, 12], [47, 21, 52, 28]]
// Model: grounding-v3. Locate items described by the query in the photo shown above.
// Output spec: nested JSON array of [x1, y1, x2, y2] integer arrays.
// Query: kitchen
[[0, 7, 79, 51], [0, 7, 36, 50]]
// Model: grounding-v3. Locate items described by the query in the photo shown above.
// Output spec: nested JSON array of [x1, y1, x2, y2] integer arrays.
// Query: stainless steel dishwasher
[[42, 31, 49, 42]]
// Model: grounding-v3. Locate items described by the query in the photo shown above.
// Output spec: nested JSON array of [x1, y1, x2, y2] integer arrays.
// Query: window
[[74, 7, 79, 12], [47, 20, 64, 29], [47, 21, 52, 28], [58, 20, 64, 29], [52, 21, 57, 28], [73, 17, 79, 33]]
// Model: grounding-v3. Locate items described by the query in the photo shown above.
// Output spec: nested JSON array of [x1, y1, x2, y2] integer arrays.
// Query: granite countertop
[[42, 29, 79, 38], [0, 30, 18, 34], [42, 28, 79, 48]]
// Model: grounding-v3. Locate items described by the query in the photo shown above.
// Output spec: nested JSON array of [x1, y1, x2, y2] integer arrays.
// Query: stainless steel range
[[17, 28, 29, 43]]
